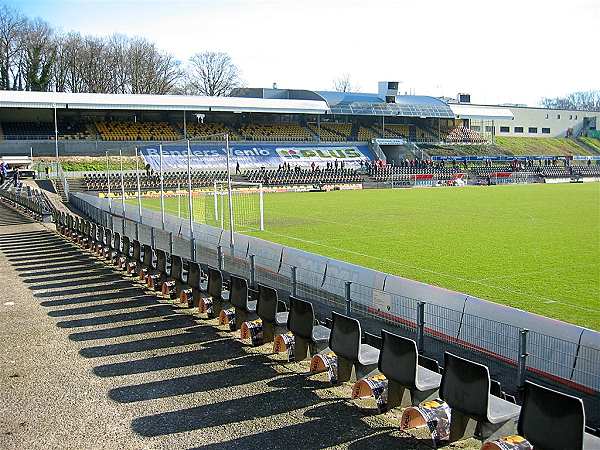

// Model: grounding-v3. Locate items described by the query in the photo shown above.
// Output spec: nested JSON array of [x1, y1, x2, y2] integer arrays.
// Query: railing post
[[169, 232, 173, 255], [345, 281, 352, 316], [150, 226, 155, 248], [190, 237, 196, 261], [517, 329, 529, 389], [135, 222, 139, 241], [291, 266, 297, 297], [217, 245, 224, 271], [249, 254, 256, 287], [416, 301, 425, 353]]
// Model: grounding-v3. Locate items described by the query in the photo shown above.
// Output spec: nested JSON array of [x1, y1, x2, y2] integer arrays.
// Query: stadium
[[1, 2, 600, 449]]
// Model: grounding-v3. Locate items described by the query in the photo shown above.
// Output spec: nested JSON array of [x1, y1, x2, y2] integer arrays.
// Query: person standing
[[0, 162, 5, 184], [235, 161, 240, 175], [13, 167, 19, 187]]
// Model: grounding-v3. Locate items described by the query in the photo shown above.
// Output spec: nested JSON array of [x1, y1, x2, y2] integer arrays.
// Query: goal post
[[206, 180, 265, 233]]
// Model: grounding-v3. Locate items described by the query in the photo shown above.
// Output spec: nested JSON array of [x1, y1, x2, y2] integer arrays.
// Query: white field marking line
[[260, 229, 600, 315]]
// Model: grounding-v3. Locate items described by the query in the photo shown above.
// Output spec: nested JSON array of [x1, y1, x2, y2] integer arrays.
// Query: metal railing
[[54, 192, 600, 430]]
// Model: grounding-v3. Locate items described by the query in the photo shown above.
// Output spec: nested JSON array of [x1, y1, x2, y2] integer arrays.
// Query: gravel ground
[[0, 202, 481, 449]]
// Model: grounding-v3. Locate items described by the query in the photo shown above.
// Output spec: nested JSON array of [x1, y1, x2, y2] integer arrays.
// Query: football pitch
[[137, 183, 600, 331]]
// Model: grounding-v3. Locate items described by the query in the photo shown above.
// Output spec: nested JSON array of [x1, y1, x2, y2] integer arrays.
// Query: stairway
[[66, 177, 86, 193], [53, 180, 68, 202]]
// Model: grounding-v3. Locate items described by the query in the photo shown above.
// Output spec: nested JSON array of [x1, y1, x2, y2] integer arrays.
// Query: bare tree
[[22, 18, 55, 91], [128, 37, 181, 94], [541, 90, 600, 111], [0, 5, 27, 90], [183, 51, 242, 96], [2, 5, 233, 96], [333, 73, 356, 93]]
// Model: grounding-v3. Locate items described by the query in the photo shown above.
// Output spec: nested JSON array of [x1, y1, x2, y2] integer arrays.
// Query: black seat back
[[288, 296, 315, 340], [378, 330, 418, 387], [98, 225, 105, 242], [132, 240, 141, 262], [518, 381, 586, 450], [329, 311, 361, 361], [155, 249, 167, 272], [113, 232, 121, 252], [90, 223, 97, 241], [104, 228, 112, 247], [440, 352, 490, 421], [170, 255, 182, 280], [187, 261, 202, 288], [121, 235, 131, 256], [230, 275, 248, 308], [207, 267, 223, 299], [142, 244, 153, 267], [257, 284, 278, 323]]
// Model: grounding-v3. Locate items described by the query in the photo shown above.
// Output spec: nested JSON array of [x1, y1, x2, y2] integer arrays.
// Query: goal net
[[205, 180, 264, 233]]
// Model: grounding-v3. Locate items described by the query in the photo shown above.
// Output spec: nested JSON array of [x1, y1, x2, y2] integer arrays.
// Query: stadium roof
[[0, 89, 513, 120], [0, 90, 329, 115], [450, 104, 514, 120], [315, 91, 455, 118]]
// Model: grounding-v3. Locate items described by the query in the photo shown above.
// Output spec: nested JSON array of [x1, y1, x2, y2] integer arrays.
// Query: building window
[[575, 115, 577, 120], [545, 114, 549, 119], [569, 115, 573, 120], [529, 127, 538, 133], [500, 126, 510, 133], [557, 114, 561, 119], [514, 127, 524, 133], [485, 126, 494, 132], [471, 125, 481, 131], [542, 128, 551, 134]]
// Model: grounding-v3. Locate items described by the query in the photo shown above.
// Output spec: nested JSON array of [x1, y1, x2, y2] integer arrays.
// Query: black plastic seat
[[201, 267, 230, 318], [117, 235, 131, 270], [162, 254, 183, 298], [287, 296, 330, 362], [378, 330, 441, 409], [147, 249, 168, 290], [256, 284, 288, 343], [109, 232, 121, 264], [126, 240, 143, 275], [440, 352, 520, 442], [101, 228, 113, 258], [229, 275, 257, 330], [329, 312, 379, 382], [138, 244, 156, 282], [87, 223, 97, 249], [518, 381, 600, 450], [180, 261, 203, 307]]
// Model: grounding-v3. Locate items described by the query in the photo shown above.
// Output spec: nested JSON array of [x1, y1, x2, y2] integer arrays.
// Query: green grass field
[[138, 183, 600, 330]]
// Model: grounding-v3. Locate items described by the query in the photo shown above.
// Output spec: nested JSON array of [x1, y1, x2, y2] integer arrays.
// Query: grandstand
[[238, 123, 313, 141], [83, 170, 229, 191], [95, 121, 179, 141], [1, 88, 599, 161], [245, 167, 362, 186], [181, 122, 240, 140]]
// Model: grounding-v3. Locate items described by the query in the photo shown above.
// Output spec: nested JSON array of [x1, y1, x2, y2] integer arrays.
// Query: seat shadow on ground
[[0, 222, 426, 449], [188, 401, 412, 450], [109, 358, 278, 403]]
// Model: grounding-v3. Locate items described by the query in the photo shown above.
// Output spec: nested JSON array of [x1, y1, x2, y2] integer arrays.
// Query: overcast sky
[[6, 0, 600, 106]]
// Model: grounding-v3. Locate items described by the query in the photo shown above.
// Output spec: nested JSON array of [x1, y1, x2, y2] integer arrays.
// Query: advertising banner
[[140, 143, 374, 171]]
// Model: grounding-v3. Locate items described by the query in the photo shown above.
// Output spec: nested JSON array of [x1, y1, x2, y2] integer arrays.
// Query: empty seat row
[[52, 211, 600, 449]]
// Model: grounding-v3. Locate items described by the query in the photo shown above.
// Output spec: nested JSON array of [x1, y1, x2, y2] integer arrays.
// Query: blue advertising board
[[140, 143, 375, 171]]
